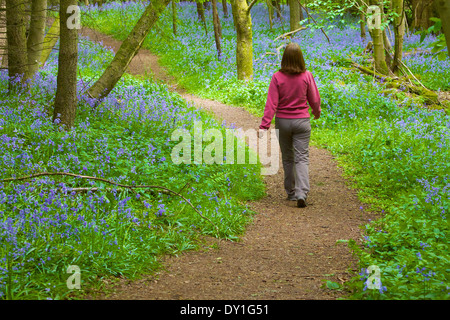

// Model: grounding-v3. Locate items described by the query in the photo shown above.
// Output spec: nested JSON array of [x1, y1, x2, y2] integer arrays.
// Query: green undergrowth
[[82, 2, 449, 299], [0, 34, 265, 299]]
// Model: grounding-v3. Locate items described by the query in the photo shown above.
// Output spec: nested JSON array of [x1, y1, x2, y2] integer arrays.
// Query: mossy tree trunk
[[5, 0, 28, 88], [435, 0, 450, 56], [88, 0, 171, 101], [52, 0, 78, 129], [392, 0, 405, 74], [231, 0, 254, 81], [26, 0, 47, 80], [267, 0, 274, 29], [288, 0, 300, 31], [368, 0, 389, 75], [196, 0, 208, 35]]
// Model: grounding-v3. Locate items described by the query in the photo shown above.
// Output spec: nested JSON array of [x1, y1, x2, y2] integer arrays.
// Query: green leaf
[[326, 281, 341, 290]]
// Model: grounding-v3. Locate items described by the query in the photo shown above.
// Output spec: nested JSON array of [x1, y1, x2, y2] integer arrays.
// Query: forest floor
[[80, 27, 378, 300]]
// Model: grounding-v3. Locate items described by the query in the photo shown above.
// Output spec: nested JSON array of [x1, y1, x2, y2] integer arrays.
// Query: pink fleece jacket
[[259, 70, 321, 130]]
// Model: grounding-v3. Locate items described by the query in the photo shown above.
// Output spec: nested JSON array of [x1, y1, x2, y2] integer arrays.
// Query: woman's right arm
[[306, 72, 321, 119]]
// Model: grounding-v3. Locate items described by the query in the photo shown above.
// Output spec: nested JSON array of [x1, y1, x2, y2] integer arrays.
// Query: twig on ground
[[1, 172, 220, 236]]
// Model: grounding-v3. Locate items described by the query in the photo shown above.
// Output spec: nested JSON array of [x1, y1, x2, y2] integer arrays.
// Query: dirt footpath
[[80, 27, 376, 300]]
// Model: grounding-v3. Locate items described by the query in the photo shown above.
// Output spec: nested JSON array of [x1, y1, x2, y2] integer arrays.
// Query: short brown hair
[[279, 43, 306, 74]]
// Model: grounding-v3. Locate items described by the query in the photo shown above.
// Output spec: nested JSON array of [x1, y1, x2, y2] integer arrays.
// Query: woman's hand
[[258, 128, 268, 138]]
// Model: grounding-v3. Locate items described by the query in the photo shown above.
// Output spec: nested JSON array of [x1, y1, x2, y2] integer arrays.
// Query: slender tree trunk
[[212, 0, 222, 59], [360, 11, 366, 39], [172, 0, 177, 35], [267, 0, 274, 29], [392, 0, 405, 74], [273, 0, 281, 18], [196, 0, 208, 35], [40, 17, 60, 66], [212, 0, 222, 38], [288, 0, 300, 31], [369, 0, 389, 75], [5, 0, 28, 87], [411, 0, 435, 30], [26, 0, 47, 80], [88, 0, 171, 101], [231, 0, 253, 81], [381, 0, 393, 66], [435, 0, 450, 56], [222, 0, 229, 18], [53, 0, 78, 129], [0, 0, 7, 68]]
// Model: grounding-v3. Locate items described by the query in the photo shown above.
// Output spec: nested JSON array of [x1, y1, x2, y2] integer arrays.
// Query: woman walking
[[259, 43, 321, 208]]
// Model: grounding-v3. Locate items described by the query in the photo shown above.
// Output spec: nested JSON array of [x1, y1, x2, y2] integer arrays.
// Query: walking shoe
[[297, 198, 307, 208]]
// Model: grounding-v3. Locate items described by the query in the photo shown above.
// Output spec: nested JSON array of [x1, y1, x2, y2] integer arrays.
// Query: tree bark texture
[[231, 0, 253, 81], [196, 0, 208, 35], [222, 0, 229, 17], [5, 0, 28, 86], [53, 0, 79, 129], [212, 0, 222, 59], [369, 0, 389, 75], [392, 0, 405, 74], [434, 0, 450, 56], [288, 0, 300, 31], [172, 0, 177, 35], [26, 0, 47, 80]]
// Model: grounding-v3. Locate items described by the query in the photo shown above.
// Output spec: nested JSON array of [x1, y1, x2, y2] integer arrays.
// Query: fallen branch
[[274, 26, 307, 41], [1, 172, 219, 235]]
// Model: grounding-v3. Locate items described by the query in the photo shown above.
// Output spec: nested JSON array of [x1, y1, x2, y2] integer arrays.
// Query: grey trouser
[[275, 117, 311, 201]]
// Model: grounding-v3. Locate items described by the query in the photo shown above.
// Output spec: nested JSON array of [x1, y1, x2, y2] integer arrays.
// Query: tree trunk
[[231, 0, 253, 81], [212, 0, 222, 38], [212, 0, 222, 61], [26, 0, 47, 80], [368, 0, 389, 75], [435, 0, 450, 57], [288, 0, 300, 31], [196, 0, 208, 35], [411, 0, 435, 30], [0, 0, 7, 68], [222, 0, 229, 18], [360, 11, 366, 39], [5, 0, 28, 87], [88, 0, 171, 101], [273, 0, 281, 18], [40, 17, 60, 66], [267, 0, 274, 29], [392, 0, 405, 74], [53, 0, 78, 129], [172, 0, 177, 35]]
